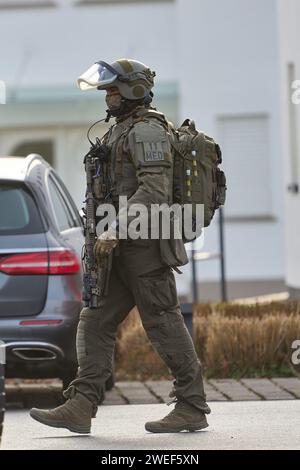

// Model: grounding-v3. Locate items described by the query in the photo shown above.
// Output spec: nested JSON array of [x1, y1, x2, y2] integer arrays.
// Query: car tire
[[0, 364, 5, 445]]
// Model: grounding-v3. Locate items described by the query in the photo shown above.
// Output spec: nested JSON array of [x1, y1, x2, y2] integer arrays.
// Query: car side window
[[51, 173, 82, 228], [48, 176, 73, 232]]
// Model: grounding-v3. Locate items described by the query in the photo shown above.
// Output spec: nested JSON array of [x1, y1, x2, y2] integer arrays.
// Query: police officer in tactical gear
[[30, 59, 211, 434]]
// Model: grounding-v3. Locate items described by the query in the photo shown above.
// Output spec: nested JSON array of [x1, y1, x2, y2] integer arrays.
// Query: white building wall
[[0, 0, 285, 298], [0, 0, 177, 87], [176, 0, 284, 293], [0, 0, 179, 216], [277, 0, 300, 295]]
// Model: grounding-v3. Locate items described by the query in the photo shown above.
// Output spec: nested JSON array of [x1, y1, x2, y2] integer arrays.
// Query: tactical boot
[[30, 393, 93, 434], [145, 400, 209, 433]]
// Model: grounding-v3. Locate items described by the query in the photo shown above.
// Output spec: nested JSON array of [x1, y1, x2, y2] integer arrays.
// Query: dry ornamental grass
[[115, 302, 300, 380]]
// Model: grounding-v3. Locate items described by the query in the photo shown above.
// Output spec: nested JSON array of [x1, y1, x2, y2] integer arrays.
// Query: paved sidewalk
[[2, 401, 300, 450], [5, 377, 300, 409]]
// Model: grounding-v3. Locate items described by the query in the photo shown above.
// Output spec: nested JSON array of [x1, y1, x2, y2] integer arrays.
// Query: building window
[[11, 140, 54, 167], [217, 115, 272, 220]]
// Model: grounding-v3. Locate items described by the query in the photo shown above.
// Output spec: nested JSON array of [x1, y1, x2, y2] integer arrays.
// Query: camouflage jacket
[[103, 106, 188, 268]]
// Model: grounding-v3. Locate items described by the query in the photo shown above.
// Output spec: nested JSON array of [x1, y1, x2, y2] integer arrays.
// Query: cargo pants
[[63, 238, 211, 416]]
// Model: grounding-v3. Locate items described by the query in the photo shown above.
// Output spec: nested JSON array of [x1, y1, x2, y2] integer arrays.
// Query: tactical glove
[[94, 228, 119, 262]]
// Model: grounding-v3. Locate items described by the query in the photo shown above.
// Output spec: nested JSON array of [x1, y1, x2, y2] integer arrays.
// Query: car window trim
[[47, 173, 73, 232], [49, 172, 82, 228]]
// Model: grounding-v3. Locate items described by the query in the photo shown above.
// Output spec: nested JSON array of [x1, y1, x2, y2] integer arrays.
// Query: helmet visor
[[77, 61, 119, 91]]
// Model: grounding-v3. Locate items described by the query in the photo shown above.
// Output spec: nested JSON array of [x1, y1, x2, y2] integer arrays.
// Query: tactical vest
[[103, 107, 172, 210]]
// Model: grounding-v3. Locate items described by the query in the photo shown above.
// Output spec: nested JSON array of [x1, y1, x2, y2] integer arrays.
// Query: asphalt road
[[2, 401, 300, 450]]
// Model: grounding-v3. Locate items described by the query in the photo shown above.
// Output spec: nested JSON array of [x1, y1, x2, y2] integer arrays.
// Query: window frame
[[216, 113, 274, 222]]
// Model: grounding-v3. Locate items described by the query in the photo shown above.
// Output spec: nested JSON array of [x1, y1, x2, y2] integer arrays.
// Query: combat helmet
[[77, 58, 156, 103]]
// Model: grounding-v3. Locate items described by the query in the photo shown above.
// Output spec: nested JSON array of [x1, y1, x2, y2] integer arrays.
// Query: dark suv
[[0, 154, 84, 388]]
